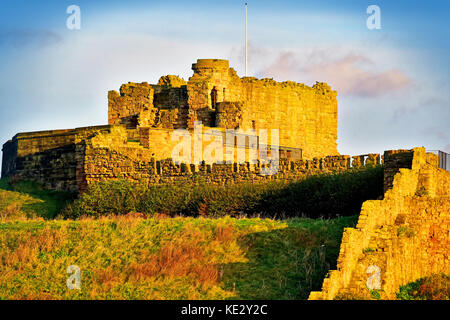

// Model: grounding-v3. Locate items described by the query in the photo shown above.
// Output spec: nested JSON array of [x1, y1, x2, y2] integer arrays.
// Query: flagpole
[[245, 2, 248, 77]]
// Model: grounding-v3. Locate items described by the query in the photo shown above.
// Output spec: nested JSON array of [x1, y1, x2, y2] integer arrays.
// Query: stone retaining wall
[[309, 148, 450, 300]]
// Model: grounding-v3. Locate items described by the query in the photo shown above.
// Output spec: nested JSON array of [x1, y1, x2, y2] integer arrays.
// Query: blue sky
[[0, 0, 449, 166]]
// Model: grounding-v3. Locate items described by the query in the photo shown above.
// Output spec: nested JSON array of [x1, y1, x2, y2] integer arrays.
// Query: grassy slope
[[0, 215, 357, 300], [1, 176, 446, 300], [0, 179, 74, 219]]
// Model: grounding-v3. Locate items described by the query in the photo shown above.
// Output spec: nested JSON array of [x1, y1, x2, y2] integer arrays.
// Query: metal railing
[[428, 150, 449, 171]]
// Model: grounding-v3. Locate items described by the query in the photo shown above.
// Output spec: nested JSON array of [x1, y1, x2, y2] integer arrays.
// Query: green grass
[[0, 171, 375, 299], [221, 216, 357, 299], [0, 178, 74, 219], [0, 215, 357, 300]]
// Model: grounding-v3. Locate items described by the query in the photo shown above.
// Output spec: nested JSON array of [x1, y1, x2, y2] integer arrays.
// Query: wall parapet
[[2, 122, 384, 193], [77, 126, 381, 192]]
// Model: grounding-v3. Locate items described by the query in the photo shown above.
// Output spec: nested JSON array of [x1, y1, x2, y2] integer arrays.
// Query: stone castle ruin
[[1, 59, 341, 192], [108, 59, 338, 158], [1, 59, 448, 299]]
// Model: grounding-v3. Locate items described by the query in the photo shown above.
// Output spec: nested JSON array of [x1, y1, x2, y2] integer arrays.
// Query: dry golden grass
[[3, 228, 64, 266], [0, 215, 356, 300], [0, 189, 40, 221], [215, 224, 235, 243], [0, 202, 22, 220]]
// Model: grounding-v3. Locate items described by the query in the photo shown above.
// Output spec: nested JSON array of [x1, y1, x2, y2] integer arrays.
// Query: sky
[[0, 0, 449, 169]]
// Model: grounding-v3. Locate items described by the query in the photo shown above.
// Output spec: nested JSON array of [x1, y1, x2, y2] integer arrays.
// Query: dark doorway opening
[[211, 87, 218, 108]]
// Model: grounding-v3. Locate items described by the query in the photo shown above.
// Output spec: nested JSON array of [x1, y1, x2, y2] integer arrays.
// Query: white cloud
[[257, 50, 412, 97]]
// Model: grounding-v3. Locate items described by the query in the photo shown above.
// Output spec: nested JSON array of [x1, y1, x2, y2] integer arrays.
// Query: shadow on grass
[[0, 178, 75, 219], [63, 166, 384, 220], [220, 216, 358, 300]]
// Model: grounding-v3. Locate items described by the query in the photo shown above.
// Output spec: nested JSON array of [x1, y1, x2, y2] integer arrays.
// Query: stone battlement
[[2, 123, 379, 193]]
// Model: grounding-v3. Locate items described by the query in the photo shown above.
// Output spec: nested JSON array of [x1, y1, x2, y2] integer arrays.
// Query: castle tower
[[187, 59, 235, 127]]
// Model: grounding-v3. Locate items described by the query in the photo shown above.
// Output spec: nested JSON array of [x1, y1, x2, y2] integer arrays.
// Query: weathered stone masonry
[[1, 126, 112, 192], [2, 59, 447, 301], [309, 148, 450, 300], [1, 124, 379, 193], [106, 59, 339, 159], [2, 58, 340, 191], [81, 126, 379, 191]]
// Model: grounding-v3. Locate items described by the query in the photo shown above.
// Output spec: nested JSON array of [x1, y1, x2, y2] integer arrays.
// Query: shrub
[[397, 227, 416, 238], [370, 289, 382, 300], [397, 274, 450, 300], [62, 166, 384, 219], [363, 247, 376, 254], [253, 166, 384, 219]]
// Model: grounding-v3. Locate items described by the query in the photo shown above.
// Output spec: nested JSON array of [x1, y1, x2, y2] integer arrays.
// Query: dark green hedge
[[62, 166, 383, 219]]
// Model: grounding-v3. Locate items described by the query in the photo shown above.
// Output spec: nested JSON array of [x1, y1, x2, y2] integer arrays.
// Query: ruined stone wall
[[383, 149, 414, 192], [2, 122, 378, 193], [1, 129, 79, 190], [109, 77, 189, 130], [152, 85, 188, 129], [1, 124, 302, 192], [78, 126, 375, 192], [106, 60, 338, 159], [1, 126, 111, 192], [309, 148, 450, 300], [186, 59, 338, 159], [102, 125, 302, 165], [108, 82, 154, 128], [82, 146, 351, 191]]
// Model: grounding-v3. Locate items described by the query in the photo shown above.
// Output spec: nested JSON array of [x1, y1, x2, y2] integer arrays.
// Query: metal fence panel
[[429, 150, 449, 171]]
